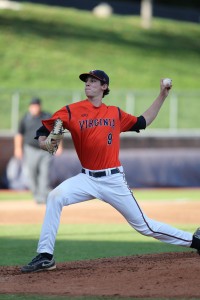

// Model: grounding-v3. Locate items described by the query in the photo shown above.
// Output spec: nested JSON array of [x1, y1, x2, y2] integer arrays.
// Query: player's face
[[29, 104, 41, 116], [85, 76, 105, 98]]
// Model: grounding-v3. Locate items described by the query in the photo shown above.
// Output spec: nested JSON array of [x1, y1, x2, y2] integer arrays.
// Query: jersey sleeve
[[35, 125, 50, 139], [41, 106, 70, 131], [128, 115, 146, 132], [119, 108, 138, 132]]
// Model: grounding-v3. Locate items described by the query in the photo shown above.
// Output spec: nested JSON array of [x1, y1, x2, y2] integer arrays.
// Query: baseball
[[163, 78, 172, 87]]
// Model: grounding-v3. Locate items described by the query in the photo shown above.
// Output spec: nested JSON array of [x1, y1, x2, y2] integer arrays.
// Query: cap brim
[[30, 101, 41, 105], [79, 73, 102, 82]]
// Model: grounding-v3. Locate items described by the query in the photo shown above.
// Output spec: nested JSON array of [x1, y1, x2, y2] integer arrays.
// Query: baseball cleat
[[193, 227, 200, 255], [21, 254, 56, 273], [193, 227, 200, 239]]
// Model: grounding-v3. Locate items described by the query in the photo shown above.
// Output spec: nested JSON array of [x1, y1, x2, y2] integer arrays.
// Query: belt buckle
[[89, 171, 96, 177]]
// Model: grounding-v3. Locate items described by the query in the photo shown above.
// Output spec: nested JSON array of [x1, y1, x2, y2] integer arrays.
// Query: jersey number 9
[[107, 133, 113, 145]]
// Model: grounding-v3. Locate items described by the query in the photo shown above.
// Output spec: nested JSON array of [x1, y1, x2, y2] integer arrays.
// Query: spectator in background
[[14, 97, 56, 204]]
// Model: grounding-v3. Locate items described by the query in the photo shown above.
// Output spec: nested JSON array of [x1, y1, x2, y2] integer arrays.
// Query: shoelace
[[29, 254, 43, 265]]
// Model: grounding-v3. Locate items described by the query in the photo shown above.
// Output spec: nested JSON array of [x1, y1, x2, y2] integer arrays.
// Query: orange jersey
[[42, 99, 138, 170]]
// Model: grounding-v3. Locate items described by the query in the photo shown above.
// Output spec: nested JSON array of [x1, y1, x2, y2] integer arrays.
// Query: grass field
[[0, 3, 200, 130]]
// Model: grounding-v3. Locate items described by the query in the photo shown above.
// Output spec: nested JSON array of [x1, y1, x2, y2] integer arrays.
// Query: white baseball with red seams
[[163, 78, 172, 87]]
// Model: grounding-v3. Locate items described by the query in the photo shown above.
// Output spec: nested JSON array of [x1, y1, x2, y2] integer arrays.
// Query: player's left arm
[[34, 126, 58, 153], [34, 106, 71, 154], [35, 115, 65, 154], [142, 79, 172, 127]]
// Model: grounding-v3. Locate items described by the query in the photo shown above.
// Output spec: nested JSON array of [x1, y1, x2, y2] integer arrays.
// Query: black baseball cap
[[30, 97, 41, 105], [79, 70, 109, 85]]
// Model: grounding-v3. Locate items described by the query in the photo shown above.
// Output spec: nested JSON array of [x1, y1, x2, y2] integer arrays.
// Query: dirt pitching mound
[[0, 251, 200, 298]]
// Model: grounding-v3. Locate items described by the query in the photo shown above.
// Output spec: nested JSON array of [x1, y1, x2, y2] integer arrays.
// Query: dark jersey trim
[[117, 107, 121, 120], [129, 115, 146, 132], [34, 125, 50, 139], [66, 105, 71, 121]]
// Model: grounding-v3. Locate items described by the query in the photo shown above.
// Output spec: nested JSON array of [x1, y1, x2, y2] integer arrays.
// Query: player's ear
[[102, 83, 108, 90]]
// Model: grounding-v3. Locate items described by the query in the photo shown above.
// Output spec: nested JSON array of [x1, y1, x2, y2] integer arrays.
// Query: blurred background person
[[14, 97, 53, 204]]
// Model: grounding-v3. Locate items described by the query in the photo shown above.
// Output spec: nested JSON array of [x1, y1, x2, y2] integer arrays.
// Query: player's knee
[[47, 188, 65, 206], [129, 220, 152, 236], [136, 227, 151, 236]]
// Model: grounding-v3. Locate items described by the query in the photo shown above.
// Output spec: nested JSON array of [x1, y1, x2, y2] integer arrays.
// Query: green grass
[[0, 188, 200, 202], [0, 4, 199, 90], [0, 190, 32, 201], [0, 3, 200, 130], [0, 223, 196, 266], [134, 188, 200, 201]]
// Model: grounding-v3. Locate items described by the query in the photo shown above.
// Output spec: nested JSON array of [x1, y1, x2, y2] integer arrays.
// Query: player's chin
[[85, 90, 92, 97]]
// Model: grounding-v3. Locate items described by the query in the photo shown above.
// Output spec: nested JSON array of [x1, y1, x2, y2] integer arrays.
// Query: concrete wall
[[1, 134, 200, 188]]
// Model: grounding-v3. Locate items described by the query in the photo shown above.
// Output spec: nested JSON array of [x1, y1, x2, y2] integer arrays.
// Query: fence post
[[169, 93, 178, 130], [11, 92, 20, 132], [126, 92, 135, 114], [72, 91, 81, 103]]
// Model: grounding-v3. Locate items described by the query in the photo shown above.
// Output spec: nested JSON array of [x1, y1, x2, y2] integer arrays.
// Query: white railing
[[0, 89, 200, 136]]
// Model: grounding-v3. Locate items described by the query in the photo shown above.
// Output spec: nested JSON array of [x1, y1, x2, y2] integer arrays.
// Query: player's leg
[[100, 173, 193, 247], [37, 172, 98, 255], [21, 173, 97, 272]]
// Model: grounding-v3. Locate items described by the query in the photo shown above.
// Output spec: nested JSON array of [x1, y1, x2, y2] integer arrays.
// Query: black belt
[[82, 168, 120, 178]]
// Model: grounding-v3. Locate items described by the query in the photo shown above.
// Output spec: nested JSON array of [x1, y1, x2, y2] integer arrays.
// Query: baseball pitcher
[[21, 70, 200, 273]]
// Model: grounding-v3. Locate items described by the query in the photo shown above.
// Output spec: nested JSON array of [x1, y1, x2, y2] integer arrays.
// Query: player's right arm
[[118, 108, 146, 133], [142, 79, 172, 126]]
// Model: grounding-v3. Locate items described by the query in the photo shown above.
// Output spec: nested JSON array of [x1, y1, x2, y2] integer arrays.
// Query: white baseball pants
[[37, 167, 193, 255]]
